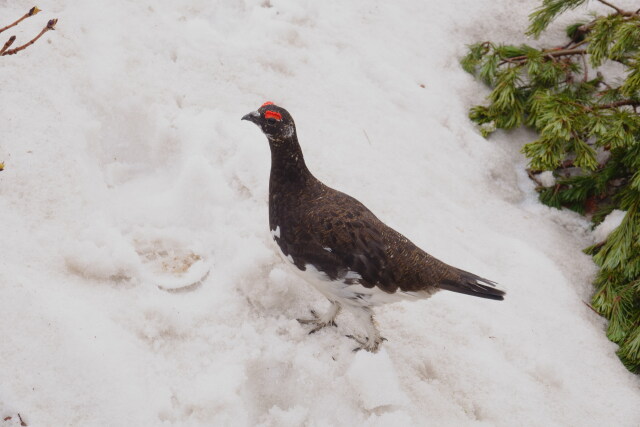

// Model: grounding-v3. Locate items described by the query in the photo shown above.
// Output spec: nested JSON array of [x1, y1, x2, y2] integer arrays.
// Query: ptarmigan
[[242, 102, 505, 352]]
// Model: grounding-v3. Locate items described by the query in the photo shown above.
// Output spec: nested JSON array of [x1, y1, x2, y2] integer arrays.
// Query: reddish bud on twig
[[0, 35, 16, 55], [1, 18, 58, 56], [0, 6, 41, 34]]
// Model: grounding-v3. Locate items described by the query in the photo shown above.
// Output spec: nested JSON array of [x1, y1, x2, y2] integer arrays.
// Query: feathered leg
[[345, 306, 384, 352]]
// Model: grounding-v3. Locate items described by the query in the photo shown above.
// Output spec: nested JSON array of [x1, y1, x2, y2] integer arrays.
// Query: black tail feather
[[438, 271, 505, 301]]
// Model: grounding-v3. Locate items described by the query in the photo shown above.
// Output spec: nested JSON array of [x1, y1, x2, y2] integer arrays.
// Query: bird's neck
[[268, 135, 314, 189]]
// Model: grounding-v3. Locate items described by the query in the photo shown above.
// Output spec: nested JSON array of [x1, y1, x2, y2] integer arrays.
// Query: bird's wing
[[293, 190, 399, 291], [283, 186, 504, 299]]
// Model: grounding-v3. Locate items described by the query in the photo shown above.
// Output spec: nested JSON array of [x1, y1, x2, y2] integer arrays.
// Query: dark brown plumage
[[242, 102, 504, 352]]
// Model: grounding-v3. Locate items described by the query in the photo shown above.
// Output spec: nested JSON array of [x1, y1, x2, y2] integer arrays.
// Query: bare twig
[[583, 300, 601, 315], [591, 99, 640, 110], [2, 414, 28, 426], [0, 35, 16, 55], [581, 53, 588, 82], [1, 19, 57, 56], [561, 159, 575, 169], [527, 169, 545, 187], [0, 7, 41, 34], [362, 129, 372, 146], [562, 33, 591, 50], [596, 0, 627, 14], [596, 0, 638, 16]]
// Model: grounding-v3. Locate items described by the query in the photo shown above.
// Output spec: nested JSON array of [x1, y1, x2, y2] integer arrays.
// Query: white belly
[[270, 227, 432, 307]]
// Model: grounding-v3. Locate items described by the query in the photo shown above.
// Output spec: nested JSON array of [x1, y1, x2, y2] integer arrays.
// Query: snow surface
[[536, 171, 556, 188], [593, 209, 626, 244], [1, 0, 640, 426]]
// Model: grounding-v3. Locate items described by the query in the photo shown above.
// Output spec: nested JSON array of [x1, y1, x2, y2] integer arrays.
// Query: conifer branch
[[1, 19, 57, 56], [464, 0, 640, 373], [0, 6, 41, 34]]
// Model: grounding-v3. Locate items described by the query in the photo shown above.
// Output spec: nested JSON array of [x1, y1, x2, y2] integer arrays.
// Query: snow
[[593, 209, 627, 243], [537, 171, 556, 187], [1, 0, 640, 426]]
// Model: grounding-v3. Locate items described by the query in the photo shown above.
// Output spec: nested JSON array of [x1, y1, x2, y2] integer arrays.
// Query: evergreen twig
[[463, 0, 640, 373]]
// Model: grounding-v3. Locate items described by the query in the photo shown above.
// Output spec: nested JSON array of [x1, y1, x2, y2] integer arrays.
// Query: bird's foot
[[297, 310, 338, 334], [346, 334, 387, 353]]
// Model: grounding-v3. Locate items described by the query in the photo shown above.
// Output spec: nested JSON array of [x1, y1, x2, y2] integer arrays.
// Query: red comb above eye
[[265, 110, 282, 121], [261, 101, 274, 107]]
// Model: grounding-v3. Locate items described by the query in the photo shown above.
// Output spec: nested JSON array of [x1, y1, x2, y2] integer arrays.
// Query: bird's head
[[242, 102, 296, 142]]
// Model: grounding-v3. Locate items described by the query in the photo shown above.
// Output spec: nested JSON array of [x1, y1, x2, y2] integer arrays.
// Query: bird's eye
[[266, 118, 277, 125]]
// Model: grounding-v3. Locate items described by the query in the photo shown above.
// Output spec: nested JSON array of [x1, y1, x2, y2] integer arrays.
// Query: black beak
[[242, 111, 260, 124]]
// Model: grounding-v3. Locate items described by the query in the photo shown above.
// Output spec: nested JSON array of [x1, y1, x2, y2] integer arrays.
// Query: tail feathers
[[438, 271, 505, 301]]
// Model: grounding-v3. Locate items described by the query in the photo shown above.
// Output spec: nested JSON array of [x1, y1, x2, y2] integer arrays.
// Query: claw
[[298, 309, 338, 333], [345, 334, 383, 353], [296, 310, 319, 324]]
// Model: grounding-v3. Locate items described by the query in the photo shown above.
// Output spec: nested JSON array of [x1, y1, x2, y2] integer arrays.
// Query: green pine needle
[[464, 0, 640, 373]]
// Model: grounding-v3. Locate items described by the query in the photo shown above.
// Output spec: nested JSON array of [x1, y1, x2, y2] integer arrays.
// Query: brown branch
[[500, 48, 587, 65], [1, 19, 57, 56], [594, 99, 640, 110], [561, 159, 575, 169], [596, 72, 612, 90], [0, 35, 16, 55], [0, 7, 41, 34], [527, 169, 545, 187], [2, 414, 27, 426], [583, 301, 601, 315], [596, 0, 636, 16], [581, 53, 588, 82], [596, 0, 625, 14]]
